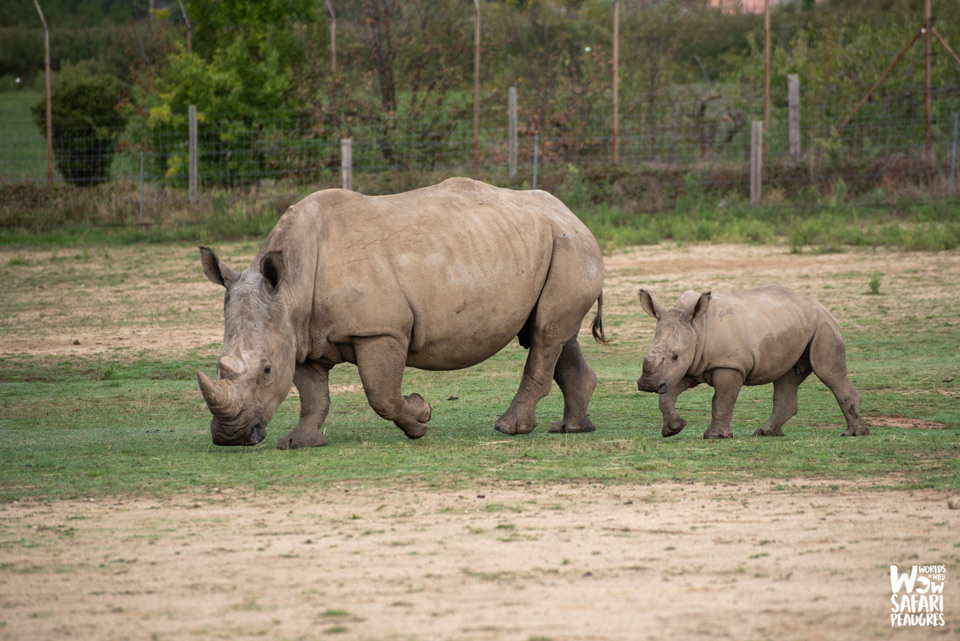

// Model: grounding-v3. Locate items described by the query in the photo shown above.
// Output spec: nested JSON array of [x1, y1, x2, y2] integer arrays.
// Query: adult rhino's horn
[[197, 371, 240, 417]]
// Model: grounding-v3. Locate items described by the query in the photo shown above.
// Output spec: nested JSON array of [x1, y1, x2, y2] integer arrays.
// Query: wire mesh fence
[[3, 84, 960, 211]]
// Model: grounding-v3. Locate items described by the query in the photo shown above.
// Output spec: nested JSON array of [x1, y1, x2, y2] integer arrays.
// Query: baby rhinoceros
[[636, 285, 868, 439]]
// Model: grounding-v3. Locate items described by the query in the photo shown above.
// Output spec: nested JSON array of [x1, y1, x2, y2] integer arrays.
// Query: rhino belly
[[404, 287, 539, 371], [744, 329, 814, 384]]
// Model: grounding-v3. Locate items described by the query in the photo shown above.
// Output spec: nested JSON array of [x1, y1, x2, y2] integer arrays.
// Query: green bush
[[30, 60, 128, 187]]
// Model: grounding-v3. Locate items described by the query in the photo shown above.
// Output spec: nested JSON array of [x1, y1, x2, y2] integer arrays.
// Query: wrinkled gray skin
[[636, 285, 868, 439], [198, 177, 606, 448]]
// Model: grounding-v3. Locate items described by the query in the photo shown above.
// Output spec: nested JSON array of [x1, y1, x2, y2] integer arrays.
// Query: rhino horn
[[197, 370, 240, 417]]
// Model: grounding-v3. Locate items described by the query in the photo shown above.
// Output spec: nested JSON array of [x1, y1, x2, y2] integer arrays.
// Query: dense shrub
[[30, 60, 128, 187]]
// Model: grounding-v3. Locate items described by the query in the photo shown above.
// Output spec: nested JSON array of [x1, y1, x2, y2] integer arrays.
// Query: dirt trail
[[2, 481, 957, 641]]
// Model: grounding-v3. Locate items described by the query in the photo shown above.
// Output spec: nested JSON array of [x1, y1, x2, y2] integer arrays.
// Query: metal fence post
[[533, 134, 539, 190], [341, 138, 352, 191], [139, 151, 144, 221], [788, 74, 800, 163], [750, 121, 763, 204], [188, 104, 198, 203], [951, 113, 958, 196], [508, 87, 517, 178], [35, 1, 53, 188]]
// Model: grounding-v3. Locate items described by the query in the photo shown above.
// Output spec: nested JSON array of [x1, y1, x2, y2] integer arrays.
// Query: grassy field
[[0, 241, 957, 501], [0, 90, 48, 183]]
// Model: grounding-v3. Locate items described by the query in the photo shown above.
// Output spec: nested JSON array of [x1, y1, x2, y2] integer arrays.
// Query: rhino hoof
[[548, 418, 596, 434], [494, 417, 536, 435], [703, 430, 734, 440], [662, 419, 686, 438], [276, 432, 327, 449], [842, 426, 870, 437], [752, 427, 784, 437], [400, 422, 429, 439]]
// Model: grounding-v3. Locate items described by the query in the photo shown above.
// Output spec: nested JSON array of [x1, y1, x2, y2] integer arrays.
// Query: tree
[[31, 60, 128, 187], [352, 0, 471, 167], [138, 0, 316, 186]]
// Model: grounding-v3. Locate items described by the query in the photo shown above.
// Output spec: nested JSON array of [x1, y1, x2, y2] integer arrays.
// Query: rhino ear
[[686, 291, 712, 323], [260, 251, 285, 294], [200, 246, 239, 289], [638, 289, 663, 320]]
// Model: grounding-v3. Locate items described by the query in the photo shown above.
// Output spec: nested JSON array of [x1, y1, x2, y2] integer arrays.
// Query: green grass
[[1, 324, 957, 501], [0, 90, 47, 182]]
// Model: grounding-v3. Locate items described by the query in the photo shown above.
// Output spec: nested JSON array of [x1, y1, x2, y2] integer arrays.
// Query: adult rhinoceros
[[198, 177, 607, 449]]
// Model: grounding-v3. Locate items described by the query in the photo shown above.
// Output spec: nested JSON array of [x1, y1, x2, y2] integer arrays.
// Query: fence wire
[[3, 86, 960, 205]]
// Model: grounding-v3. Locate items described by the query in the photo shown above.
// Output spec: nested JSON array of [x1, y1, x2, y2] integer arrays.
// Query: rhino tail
[[591, 291, 611, 345]]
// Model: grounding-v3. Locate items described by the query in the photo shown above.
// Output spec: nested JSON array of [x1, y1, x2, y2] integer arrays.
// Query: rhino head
[[198, 246, 297, 446], [636, 289, 711, 395]]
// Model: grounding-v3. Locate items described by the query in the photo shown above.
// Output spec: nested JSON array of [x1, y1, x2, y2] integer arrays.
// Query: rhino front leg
[[548, 338, 598, 434], [754, 368, 810, 437], [354, 336, 432, 439], [277, 361, 331, 449], [704, 368, 742, 439], [657, 377, 697, 437]]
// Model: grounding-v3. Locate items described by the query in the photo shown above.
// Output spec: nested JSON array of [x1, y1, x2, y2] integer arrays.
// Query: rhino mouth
[[637, 377, 667, 394], [210, 419, 266, 446]]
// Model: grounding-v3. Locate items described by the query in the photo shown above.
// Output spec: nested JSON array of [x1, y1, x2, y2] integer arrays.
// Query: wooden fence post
[[788, 74, 800, 163], [341, 138, 352, 191], [750, 120, 763, 204]]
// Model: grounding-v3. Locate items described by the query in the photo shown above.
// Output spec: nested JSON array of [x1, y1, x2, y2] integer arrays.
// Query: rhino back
[[290, 178, 601, 369], [699, 285, 833, 385]]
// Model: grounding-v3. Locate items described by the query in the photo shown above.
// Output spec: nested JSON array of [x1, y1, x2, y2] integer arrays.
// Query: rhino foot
[[662, 418, 686, 438], [397, 393, 432, 439], [548, 418, 596, 434], [276, 431, 328, 449], [842, 425, 870, 437], [703, 429, 734, 440], [753, 426, 784, 437], [494, 412, 536, 436]]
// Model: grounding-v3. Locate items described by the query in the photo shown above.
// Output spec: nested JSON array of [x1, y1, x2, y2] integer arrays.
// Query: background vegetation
[[1, 0, 960, 246]]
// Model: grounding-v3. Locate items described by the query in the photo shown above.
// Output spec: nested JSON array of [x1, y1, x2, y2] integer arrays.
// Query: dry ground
[[2, 241, 959, 358], [2, 482, 958, 641], [2, 242, 959, 640]]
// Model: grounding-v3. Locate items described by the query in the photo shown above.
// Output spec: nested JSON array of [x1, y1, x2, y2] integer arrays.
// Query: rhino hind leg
[[354, 336, 432, 439], [754, 368, 811, 437], [497, 233, 604, 436], [548, 338, 598, 434], [808, 327, 869, 437], [495, 339, 563, 435]]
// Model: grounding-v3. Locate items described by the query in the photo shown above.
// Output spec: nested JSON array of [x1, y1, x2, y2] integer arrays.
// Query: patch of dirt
[[2, 482, 957, 641], [867, 416, 946, 430]]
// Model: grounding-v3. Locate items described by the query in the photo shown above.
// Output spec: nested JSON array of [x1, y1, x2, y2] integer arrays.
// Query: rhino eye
[[671, 354, 679, 362], [263, 365, 272, 375]]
